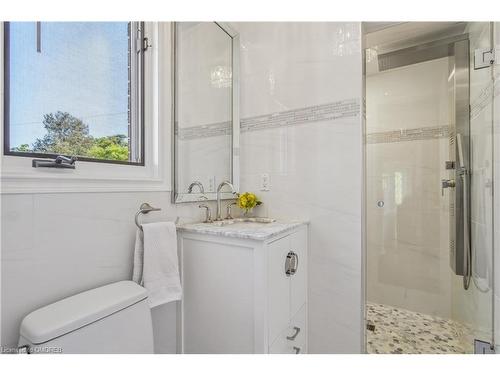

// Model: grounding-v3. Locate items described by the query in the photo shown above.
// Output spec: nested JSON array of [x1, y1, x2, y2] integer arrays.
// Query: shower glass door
[[365, 21, 494, 354], [465, 22, 495, 352]]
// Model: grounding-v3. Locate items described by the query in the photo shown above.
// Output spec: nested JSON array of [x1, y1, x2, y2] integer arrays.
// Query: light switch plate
[[260, 173, 270, 191]]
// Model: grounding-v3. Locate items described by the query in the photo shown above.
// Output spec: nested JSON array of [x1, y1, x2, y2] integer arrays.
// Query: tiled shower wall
[[231, 22, 364, 353], [366, 57, 455, 319], [367, 23, 496, 346]]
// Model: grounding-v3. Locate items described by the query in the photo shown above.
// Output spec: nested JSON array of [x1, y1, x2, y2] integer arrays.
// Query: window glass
[[4, 22, 142, 164]]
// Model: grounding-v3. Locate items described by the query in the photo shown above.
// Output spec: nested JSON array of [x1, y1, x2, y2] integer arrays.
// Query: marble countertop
[[176, 218, 308, 241]]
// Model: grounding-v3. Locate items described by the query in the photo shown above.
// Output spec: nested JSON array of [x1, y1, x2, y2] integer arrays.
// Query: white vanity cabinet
[[178, 222, 308, 354]]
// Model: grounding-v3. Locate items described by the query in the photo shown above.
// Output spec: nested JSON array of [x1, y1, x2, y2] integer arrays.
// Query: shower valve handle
[[441, 179, 456, 196]]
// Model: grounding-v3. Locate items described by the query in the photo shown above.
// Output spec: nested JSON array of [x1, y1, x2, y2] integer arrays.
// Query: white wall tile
[[1, 191, 206, 351], [366, 29, 496, 343], [233, 22, 364, 353]]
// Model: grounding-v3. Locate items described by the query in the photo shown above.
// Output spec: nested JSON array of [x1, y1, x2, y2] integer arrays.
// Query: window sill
[[0, 167, 170, 194]]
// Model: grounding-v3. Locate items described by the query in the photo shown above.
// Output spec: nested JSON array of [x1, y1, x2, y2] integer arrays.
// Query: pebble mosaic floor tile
[[366, 302, 474, 354]]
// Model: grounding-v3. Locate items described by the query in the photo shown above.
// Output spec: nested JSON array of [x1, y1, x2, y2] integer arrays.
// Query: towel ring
[[135, 203, 161, 231]]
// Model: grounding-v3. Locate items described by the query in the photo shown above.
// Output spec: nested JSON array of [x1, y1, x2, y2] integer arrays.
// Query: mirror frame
[[171, 22, 240, 203]]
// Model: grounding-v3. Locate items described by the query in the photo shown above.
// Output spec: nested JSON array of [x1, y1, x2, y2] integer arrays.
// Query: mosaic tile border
[[178, 72, 500, 141], [177, 121, 231, 140], [177, 98, 360, 140], [241, 98, 360, 133], [366, 125, 450, 144]]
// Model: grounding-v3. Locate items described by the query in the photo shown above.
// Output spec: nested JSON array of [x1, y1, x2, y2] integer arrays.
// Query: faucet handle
[[225, 202, 238, 220], [199, 204, 212, 223], [441, 178, 456, 196]]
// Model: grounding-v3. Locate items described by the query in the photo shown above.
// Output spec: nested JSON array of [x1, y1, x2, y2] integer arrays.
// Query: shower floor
[[366, 302, 473, 354]]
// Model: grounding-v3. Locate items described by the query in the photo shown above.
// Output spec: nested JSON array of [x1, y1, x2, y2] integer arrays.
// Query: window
[[3, 22, 144, 165]]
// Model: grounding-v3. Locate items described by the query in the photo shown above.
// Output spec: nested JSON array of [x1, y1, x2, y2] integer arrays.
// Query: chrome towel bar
[[135, 203, 161, 231]]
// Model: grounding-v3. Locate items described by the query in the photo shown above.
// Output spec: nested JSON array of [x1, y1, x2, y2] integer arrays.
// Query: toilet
[[18, 281, 154, 354]]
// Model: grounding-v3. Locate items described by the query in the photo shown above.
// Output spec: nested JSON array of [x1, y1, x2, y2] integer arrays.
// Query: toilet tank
[[18, 281, 154, 354]]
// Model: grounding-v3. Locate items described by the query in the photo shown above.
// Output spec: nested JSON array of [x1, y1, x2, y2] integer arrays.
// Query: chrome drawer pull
[[285, 252, 293, 276], [293, 346, 301, 354], [285, 251, 298, 276], [286, 326, 301, 340]]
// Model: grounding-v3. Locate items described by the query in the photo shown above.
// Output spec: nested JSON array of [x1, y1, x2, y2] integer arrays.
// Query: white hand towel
[[132, 229, 144, 284], [132, 222, 182, 307]]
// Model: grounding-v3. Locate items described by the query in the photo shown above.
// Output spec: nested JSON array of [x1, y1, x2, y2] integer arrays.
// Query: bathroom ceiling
[[363, 22, 406, 34], [364, 22, 467, 51], [364, 22, 468, 76]]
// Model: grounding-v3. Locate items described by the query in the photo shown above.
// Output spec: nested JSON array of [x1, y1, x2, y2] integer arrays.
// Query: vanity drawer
[[268, 304, 307, 354], [287, 304, 307, 354]]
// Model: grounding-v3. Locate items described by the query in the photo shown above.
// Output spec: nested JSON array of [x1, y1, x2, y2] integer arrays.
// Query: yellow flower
[[237, 192, 262, 212], [238, 195, 248, 209], [247, 194, 256, 205]]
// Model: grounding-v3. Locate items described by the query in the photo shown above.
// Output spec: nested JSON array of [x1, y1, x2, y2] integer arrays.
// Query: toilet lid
[[19, 280, 148, 344]]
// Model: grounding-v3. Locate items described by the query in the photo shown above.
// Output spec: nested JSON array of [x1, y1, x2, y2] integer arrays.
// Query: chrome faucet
[[187, 181, 205, 194], [215, 181, 236, 221]]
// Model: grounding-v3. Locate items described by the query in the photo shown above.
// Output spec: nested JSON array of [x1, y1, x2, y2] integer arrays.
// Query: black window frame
[[2, 21, 146, 166]]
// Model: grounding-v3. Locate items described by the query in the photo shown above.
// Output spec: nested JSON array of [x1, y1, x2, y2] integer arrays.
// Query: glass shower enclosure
[[364, 22, 495, 354]]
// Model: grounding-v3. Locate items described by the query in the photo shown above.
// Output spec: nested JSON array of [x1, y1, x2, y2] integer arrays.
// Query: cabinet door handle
[[286, 251, 298, 276], [285, 251, 294, 276], [293, 346, 301, 354], [286, 326, 301, 340]]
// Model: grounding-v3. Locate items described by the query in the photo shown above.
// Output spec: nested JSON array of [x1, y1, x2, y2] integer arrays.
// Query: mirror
[[172, 22, 239, 203]]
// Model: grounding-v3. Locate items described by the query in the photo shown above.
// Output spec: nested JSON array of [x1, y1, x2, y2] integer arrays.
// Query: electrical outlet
[[260, 173, 270, 191]]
